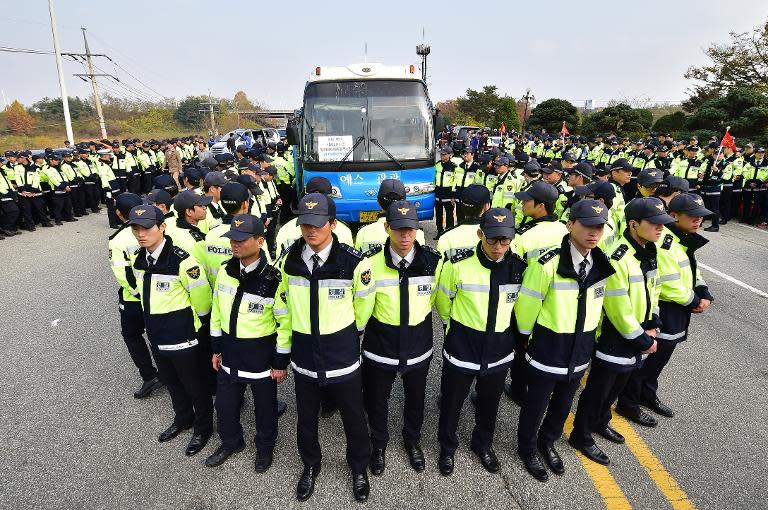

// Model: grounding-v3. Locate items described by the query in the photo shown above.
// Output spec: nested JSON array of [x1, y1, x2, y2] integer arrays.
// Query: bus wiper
[[336, 136, 366, 171], [369, 138, 404, 169]]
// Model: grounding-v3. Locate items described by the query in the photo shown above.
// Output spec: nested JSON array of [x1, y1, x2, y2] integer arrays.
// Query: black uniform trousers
[[118, 295, 158, 381], [507, 334, 528, 400], [0, 197, 19, 231], [702, 191, 721, 227], [106, 190, 122, 228], [571, 360, 632, 447], [51, 191, 74, 222], [215, 370, 278, 452], [741, 187, 766, 224], [294, 372, 371, 474], [730, 188, 742, 221], [617, 341, 677, 413], [437, 363, 506, 455], [720, 185, 733, 222], [141, 168, 154, 194], [362, 361, 429, 450], [127, 170, 143, 195], [517, 366, 581, 455], [19, 195, 50, 227], [83, 180, 101, 212], [70, 185, 86, 216], [154, 345, 214, 436], [434, 198, 455, 234]]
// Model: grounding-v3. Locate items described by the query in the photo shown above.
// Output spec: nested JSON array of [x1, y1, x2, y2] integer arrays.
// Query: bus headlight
[[405, 183, 435, 196]]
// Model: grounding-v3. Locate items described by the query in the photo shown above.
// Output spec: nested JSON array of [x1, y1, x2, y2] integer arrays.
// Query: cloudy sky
[[1, 0, 765, 110]]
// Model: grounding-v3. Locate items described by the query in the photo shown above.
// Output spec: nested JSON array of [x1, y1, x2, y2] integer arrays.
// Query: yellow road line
[[611, 414, 697, 510], [564, 413, 632, 510]]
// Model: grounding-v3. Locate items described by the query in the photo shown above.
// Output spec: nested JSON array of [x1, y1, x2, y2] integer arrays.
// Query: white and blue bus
[[287, 63, 436, 223]]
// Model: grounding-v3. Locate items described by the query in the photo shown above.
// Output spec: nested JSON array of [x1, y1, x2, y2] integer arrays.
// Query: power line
[[0, 45, 53, 55], [86, 30, 173, 92]]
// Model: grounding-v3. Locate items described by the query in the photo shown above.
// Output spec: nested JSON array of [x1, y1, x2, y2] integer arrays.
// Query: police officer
[[276, 193, 375, 502], [43, 152, 76, 224], [609, 158, 633, 232], [674, 145, 707, 191], [205, 214, 290, 471], [16, 152, 53, 230], [515, 200, 615, 481], [434, 147, 457, 237], [740, 146, 767, 225], [0, 157, 20, 237], [436, 184, 492, 259], [355, 179, 425, 253], [455, 147, 482, 221], [166, 190, 210, 264], [363, 200, 443, 476], [61, 151, 86, 217], [541, 164, 571, 218], [636, 168, 665, 198], [95, 149, 121, 228], [435, 208, 527, 475], [490, 155, 519, 209], [109, 193, 162, 398], [129, 204, 214, 455], [570, 197, 673, 465], [617, 194, 713, 420], [198, 171, 227, 234], [204, 182, 251, 287]]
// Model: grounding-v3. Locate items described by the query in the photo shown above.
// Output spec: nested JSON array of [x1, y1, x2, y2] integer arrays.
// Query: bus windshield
[[303, 80, 433, 164]]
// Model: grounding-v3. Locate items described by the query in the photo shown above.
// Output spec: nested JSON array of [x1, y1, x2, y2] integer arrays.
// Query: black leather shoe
[[133, 377, 163, 399], [704, 226, 719, 232], [42, 223, 53, 228], [185, 432, 212, 456], [352, 472, 370, 503], [254, 450, 273, 473], [569, 438, 610, 465], [277, 400, 288, 418], [205, 442, 245, 467], [369, 448, 385, 475], [158, 423, 191, 442], [404, 443, 425, 472], [472, 446, 500, 473], [538, 444, 564, 474], [616, 406, 658, 427], [720, 219, 729, 225], [503, 382, 525, 407], [55, 221, 63, 226], [642, 397, 675, 418], [597, 425, 625, 444], [438, 451, 454, 476], [296, 463, 321, 501], [518, 450, 548, 482]]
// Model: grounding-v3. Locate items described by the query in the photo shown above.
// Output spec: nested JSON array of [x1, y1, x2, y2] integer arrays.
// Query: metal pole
[[48, 0, 74, 144], [82, 27, 107, 138], [208, 90, 216, 133]]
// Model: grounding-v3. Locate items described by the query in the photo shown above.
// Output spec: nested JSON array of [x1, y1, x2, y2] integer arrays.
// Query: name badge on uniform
[[417, 284, 432, 296], [247, 302, 264, 314], [594, 286, 605, 298], [506, 292, 518, 303], [328, 288, 345, 300], [156, 281, 170, 292]]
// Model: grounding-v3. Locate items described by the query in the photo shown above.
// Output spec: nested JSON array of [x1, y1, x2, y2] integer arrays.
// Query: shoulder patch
[[450, 248, 474, 263], [611, 244, 628, 261], [363, 245, 383, 258], [173, 246, 190, 260], [515, 223, 534, 235], [661, 234, 673, 250], [189, 230, 205, 242], [360, 269, 372, 286], [537, 248, 560, 265], [339, 243, 363, 259], [264, 264, 282, 281], [421, 244, 441, 258], [185, 265, 201, 279]]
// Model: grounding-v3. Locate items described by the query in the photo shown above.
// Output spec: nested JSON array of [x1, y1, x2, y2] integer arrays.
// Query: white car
[[210, 128, 281, 154]]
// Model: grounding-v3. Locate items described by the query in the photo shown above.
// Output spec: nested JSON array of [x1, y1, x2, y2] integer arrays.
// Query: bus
[[286, 63, 436, 224]]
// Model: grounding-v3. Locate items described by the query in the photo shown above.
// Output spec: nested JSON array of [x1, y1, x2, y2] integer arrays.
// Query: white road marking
[[50, 319, 61, 327], [699, 263, 768, 299]]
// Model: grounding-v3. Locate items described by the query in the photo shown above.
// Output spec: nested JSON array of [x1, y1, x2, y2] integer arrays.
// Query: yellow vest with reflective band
[[435, 245, 527, 375], [514, 216, 569, 261], [132, 237, 212, 351], [609, 181, 626, 234], [74, 160, 92, 178], [275, 217, 354, 257], [491, 171, 521, 209], [596, 231, 661, 371], [109, 224, 141, 303], [354, 216, 425, 254], [204, 219, 273, 287], [165, 218, 207, 265], [436, 220, 481, 259], [362, 241, 443, 371], [95, 161, 117, 189], [210, 256, 291, 376], [276, 236, 376, 384], [515, 236, 615, 381]]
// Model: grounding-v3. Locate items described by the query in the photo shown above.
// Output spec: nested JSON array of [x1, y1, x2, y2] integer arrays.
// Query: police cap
[[297, 193, 335, 227], [173, 189, 212, 214], [222, 214, 265, 241], [377, 178, 406, 200], [514, 180, 559, 203], [569, 199, 610, 226], [386, 200, 419, 229], [220, 182, 250, 207], [306, 176, 333, 195], [461, 184, 491, 206], [127, 204, 165, 228], [116, 192, 143, 216], [480, 207, 515, 239], [668, 193, 712, 217], [624, 197, 675, 224], [637, 168, 665, 187], [145, 189, 173, 208]]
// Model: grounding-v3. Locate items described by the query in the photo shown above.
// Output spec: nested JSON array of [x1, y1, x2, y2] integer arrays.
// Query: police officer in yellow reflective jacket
[[205, 214, 290, 471], [109, 193, 161, 399], [166, 190, 210, 264], [570, 197, 673, 466], [276, 193, 375, 503], [436, 184, 491, 259], [435, 208, 527, 476], [129, 204, 214, 457], [515, 200, 615, 482], [362, 200, 443, 477], [355, 179, 425, 254], [617, 194, 714, 420]]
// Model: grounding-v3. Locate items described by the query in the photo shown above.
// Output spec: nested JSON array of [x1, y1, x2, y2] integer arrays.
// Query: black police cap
[[569, 199, 610, 226], [386, 200, 419, 229]]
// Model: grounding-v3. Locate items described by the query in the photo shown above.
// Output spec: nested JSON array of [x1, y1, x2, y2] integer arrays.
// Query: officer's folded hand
[[271, 369, 288, 384], [212, 353, 222, 371], [642, 338, 658, 355]]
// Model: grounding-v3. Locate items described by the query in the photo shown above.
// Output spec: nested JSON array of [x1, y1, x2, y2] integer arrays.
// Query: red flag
[[500, 122, 506, 134], [560, 121, 569, 136], [720, 128, 736, 151]]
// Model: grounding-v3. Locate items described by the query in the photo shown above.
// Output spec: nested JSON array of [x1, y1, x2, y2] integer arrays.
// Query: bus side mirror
[[287, 125, 300, 146]]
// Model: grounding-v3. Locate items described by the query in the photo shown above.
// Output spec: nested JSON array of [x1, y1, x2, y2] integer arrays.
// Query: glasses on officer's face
[[485, 237, 512, 247]]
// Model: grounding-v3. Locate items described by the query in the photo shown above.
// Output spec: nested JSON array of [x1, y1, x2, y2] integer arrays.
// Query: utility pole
[[48, 0, 74, 144], [81, 28, 107, 138], [199, 91, 218, 136], [416, 28, 430, 83], [521, 88, 535, 133]]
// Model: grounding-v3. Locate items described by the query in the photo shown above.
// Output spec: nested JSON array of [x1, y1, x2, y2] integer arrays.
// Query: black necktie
[[241, 268, 248, 279], [311, 254, 321, 274], [147, 255, 155, 268], [399, 259, 408, 271], [578, 259, 588, 282]]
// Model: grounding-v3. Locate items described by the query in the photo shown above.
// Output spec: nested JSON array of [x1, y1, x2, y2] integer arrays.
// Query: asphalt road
[[1, 211, 767, 510]]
